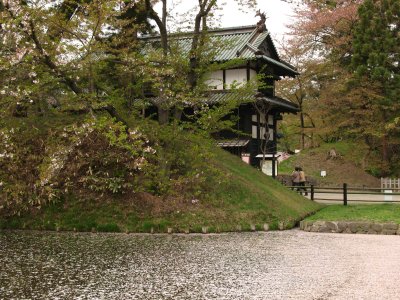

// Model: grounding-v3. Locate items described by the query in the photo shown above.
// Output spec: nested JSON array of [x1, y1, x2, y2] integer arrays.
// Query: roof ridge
[[236, 28, 259, 57], [139, 25, 257, 40]]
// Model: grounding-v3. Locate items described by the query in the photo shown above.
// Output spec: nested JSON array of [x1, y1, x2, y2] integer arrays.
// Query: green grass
[[279, 141, 361, 174], [0, 148, 322, 233], [305, 204, 400, 224], [278, 140, 381, 188]]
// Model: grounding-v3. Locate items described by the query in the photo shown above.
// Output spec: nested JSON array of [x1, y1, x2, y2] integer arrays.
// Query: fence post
[[311, 185, 314, 201], [343, 183, 348, 206]]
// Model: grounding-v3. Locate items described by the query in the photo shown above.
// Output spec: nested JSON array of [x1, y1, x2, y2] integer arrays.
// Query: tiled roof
[[257, 55, 299, 75], [216, 139, 250, 148], [140, 25, 298, 76], [142, 90, 298, 113], [206, 91, 299, 113]]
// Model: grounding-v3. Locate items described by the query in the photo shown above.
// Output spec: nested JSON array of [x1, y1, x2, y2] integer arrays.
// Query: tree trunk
[[382, 135, 389, 162], [173, 107, 183, 121], [158, 107, 169, 125], [300, 110, 305, 149]]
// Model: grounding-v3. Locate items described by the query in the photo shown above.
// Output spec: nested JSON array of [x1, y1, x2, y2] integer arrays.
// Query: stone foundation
[[300, 220, 400, 235]]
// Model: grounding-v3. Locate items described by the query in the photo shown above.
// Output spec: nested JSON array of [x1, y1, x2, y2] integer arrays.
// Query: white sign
[[320, 170, 327, 177], [384, 190, 393, 201], [261, 160, 277, 176]]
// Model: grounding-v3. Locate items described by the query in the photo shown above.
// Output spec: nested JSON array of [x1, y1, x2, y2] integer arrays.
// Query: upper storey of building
[[140, 24, 298, 77], [140, 23, 299, 113]]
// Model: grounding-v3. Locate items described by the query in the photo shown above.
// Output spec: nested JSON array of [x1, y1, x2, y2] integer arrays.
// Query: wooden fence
[[381, 178, 400, 190], [287, 183, 400, 205]]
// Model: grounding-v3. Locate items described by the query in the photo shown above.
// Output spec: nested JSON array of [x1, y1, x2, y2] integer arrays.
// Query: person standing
[[298, 167, 308, 196], [291, 167, 300, 190]]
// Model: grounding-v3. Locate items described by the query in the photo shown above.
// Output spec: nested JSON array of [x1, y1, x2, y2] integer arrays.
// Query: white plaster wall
[[205, 70, 223, 90], [252, 125, 274, 140], [205, 68, 257, 90], [225, 69, 247, 88], [252, 124, 257, 138], [250, 69, 257, 80], [252, 114, 274, 125]]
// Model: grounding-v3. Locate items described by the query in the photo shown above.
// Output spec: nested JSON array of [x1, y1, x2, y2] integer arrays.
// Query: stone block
[[263, 224, 269, 231], [326, 221, 338, 232], [344, 228, 352, 234], [202, 226, 208, 234], [382, 223, 398, 231], [349, 222, 369, 233], [299, 220, 305, 230], [278, 222, 285, 230], [371, 223, 383, 233], [250, 224, 256, 231], [318, 224, 332, 233], [337, 222, 348, 233]]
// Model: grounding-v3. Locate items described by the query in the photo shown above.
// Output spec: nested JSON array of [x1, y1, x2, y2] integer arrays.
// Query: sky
[[155, 0, 296, 40], [217, 0, 296, 38]]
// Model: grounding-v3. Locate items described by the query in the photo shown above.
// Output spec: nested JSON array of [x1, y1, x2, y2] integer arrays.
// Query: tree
[[351, 0, 400, 164], [277, 40, 320, 149], [137, 0, 258, 124], [283, 0, 400, 175]]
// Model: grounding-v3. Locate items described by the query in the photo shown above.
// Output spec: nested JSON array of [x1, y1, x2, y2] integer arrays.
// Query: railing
[[286, 183, 400, 205], [381, 177, 400, 190]]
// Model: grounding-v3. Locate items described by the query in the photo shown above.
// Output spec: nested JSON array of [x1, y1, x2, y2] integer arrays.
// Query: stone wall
[[300, 220, 400, 235]]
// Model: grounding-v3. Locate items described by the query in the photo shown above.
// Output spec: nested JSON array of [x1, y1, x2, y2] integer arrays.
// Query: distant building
[[141, 23, 299, 177]]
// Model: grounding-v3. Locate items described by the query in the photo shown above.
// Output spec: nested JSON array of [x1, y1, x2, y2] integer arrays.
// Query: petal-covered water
[[1, 230, 399, 299]]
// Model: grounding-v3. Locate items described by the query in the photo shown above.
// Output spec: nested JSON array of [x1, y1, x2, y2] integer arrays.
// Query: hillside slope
[[0, 147, 321, 233], [279, 142, 381, 188]]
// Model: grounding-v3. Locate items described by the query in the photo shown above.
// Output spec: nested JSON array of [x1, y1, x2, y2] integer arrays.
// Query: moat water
[[1, 229, 400, 299]]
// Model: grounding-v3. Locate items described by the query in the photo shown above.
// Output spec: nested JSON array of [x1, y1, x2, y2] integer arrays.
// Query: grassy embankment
[[305, 204, 400, 224], [279, 141, 380, 187], [0, 148, 321, 233]]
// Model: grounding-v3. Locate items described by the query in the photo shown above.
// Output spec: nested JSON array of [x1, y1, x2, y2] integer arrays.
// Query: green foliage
[[0, 115, 229, 216], [351, 0, 400, 123], [137, 120, 221, 197], [0, 126, 51, 215], [41, 116, 154, 195], [1, 147, 321, 233], [281, 0, 400, 176], [0, 0, 318, 227], [0, 116, 155, 215]]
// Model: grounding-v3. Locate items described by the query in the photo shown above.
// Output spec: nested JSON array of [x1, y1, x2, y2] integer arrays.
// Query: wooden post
[[311, 185, 314, 201], [343, 183, 348, 206]]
